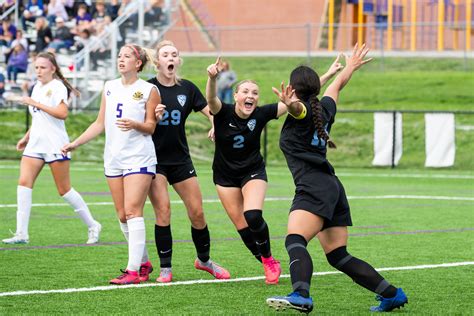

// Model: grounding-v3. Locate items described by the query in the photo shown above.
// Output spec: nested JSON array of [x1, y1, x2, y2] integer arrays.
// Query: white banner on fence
[[372, 112, 403, 166], [425, 113, 455, 167]]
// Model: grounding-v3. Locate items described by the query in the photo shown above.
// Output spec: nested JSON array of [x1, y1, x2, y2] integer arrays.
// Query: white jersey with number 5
[[103, 78, 158, 169], [25, 79, 69, 154]]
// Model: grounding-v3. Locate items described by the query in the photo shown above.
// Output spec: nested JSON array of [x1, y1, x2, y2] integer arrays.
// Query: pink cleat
[[156, 268, 173, 283], [139, 261, 153, 282], [194, 258, 230, 279], [110, 269, 140, 285], [262, 256, 281, 285]]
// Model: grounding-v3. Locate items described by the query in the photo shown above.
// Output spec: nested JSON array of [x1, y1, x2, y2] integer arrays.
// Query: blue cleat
[[266, 291, 313, 313], [370, 288, 408, 312]]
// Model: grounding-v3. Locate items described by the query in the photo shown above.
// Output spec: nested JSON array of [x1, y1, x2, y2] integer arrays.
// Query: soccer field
[[0, 160, 473, 314]]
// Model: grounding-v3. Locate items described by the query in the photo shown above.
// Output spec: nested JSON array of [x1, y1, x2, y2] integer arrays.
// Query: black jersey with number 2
[[279, 96, 337, 174], [213, 102, 278, 177], [148, 78, 207, 165]]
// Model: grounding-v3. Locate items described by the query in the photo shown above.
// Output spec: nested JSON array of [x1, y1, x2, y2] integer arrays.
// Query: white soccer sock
[[16, 185, 32, 237], [62, 188, 96, 228], [120, 221, 149, 264], [126, 217, 146, 272]]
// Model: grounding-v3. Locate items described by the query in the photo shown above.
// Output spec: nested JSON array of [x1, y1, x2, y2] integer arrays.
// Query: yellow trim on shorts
[[289, 103, 307, 120]]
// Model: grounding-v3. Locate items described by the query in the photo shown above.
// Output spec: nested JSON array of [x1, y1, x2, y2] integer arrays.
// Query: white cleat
[[2, 233, 29, 244], [86, 222, 102, 244]]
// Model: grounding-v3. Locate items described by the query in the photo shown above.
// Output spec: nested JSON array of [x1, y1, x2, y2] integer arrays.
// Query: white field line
[[0, 261, 472, 297], [0, 195, 473, 209], [0, 165, 473, 179]]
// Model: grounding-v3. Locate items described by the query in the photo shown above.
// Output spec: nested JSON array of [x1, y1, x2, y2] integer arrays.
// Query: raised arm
[[319, 53, 344, 86], [206, 56, 223, 115], [272, 82, 305, 118], [61, 91, 107, 154], [324, 43, 372, 103]]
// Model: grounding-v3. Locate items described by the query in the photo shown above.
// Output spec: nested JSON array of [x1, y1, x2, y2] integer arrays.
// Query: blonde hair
[[234, 80, 258, 93], [154, 40, 182, 85], [37, 52, 80, 97], [123, 44, 149, 72]]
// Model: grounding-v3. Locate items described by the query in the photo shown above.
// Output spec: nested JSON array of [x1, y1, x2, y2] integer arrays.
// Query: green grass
[[0, 160, 473, 314], [1, 57, 473, 169]]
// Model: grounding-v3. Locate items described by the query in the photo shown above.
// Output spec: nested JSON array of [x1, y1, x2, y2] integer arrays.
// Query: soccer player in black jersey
[[147, 40, 230, 282], [206, 57, 343, 285], [266, 44, 408, 313]]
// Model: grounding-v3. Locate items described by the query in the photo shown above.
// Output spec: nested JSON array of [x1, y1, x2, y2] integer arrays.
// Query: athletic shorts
[[155, 162, 197, 185], [23, 151, 71, 163], [105, 165, 156, 178], [290, 167, 352, 231], [213, 165, 267, 188]]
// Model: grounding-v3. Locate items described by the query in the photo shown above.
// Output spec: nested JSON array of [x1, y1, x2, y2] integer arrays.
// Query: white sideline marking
[[0, 261, 472, 297], [0, 165, 473, 179], [0, 195, 473, 209]]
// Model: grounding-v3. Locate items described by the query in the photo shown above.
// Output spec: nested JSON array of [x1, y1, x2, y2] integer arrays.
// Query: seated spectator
[[34, 17, 53, 53], [0, 70, 5, 103], [90, 0, 110, 33], [7, 43, 28, 84], [216, 59, 237, 104], [145, 0, 166, 26], [0, 19, 17, 47], [46, 0, 69, 26], [74, 3, 93, 34], [48, 17, 74, 52], [22, 0, 45, 30], [3, 30, 29, 64], [106, 0, 120, 20]]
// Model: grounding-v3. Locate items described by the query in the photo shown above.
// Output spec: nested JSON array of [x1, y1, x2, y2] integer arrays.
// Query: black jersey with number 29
[[148, 78, 207, 165], [213, 102, 278, 177]]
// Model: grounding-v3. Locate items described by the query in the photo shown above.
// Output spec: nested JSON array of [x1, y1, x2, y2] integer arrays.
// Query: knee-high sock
[[16, 186, 32, 237], [237, 227, 262, 262], [244, 209, 271, 258], [286, 234, 312, 298], [155, 224, 173, 268], [126, 217, 146, 272], [191, 225, 210, 263], [326, 246, 397, 298], [62, 188, 96, 228], [120, 221, 149, 264]]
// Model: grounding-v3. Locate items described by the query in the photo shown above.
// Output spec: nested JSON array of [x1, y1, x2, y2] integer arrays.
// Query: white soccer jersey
[[24, 79, 70, 154], [103, 78, 158, 169]]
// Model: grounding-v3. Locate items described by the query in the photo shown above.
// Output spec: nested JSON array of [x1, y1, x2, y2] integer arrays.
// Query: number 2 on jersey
[[233, 135, 244, 148], [159, 110, 181, 125]]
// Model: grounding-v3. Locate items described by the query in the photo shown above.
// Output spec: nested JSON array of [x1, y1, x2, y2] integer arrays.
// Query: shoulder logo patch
[[106, 90, 111, 96], [247, 119, 256, 131], [177, 94, 187, 106], [132, 91, 143, 100]]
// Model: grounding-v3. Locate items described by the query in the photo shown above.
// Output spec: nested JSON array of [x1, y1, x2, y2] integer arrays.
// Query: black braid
[[309, 94, 336, 149]]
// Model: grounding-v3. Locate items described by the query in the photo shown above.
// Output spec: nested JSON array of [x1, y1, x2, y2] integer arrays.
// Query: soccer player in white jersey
[[2, 52, 102, 245], [62, 44, 162, 285]]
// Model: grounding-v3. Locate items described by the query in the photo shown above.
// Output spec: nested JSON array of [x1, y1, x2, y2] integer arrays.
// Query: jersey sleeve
[[53, 81, 69, 107], [188, 81, 207, 112], [320, 96, 337, 120], [260, 103, 279, 122]]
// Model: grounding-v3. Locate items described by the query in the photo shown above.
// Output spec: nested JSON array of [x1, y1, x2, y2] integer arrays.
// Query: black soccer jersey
[[279, 96, 337, 173], [213, 103, 278, 177], [148, 78, 207, 165]]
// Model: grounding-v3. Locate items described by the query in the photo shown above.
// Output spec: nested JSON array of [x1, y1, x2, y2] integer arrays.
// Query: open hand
[[272, 81, 298, 106]]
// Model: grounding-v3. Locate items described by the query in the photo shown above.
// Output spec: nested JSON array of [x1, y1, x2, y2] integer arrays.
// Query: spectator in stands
[[74, 3, 93, 34], [46, 0, 69, 26], [106, 0, 120, 20], [7, 43, 28, 84], [21, 52, 37, 96], [0, 70, 5, 103], [0, 19, 16, 47], [145, 0, 166, 27], [216, 59, 237, 105], [1, 0, 16, 15], [90, 0, 111, 33], [34, 17, 52, 53], [48, 17, 74, 52], [3, 29, 28, 64], [22, 0, 45, 30]]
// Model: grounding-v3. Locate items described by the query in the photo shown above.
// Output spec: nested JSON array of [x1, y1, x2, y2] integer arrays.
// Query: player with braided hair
[[267, 44, 407, 313]]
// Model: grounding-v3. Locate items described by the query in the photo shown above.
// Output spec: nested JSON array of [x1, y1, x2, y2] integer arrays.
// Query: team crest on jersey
[[247, 119, 256, 131], [46, 89, 52, 97], [106, 90, 111, 96], [132, 91, 143, 100], [177, 95, 187, 106]]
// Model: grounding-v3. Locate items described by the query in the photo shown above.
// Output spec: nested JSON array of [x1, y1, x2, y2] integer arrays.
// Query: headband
[[126, 45, 140, 59]]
